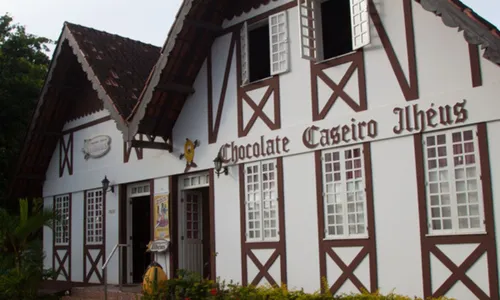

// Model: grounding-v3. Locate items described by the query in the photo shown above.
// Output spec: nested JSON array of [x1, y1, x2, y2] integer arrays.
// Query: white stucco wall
[[282, 153, 319, 292], [371, 136, 423, 296]]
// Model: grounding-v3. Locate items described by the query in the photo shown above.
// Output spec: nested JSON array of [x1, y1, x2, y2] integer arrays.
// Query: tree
[[0, 198, 57, 272], [0, 198, 58, 300], [0, 14, 52, 207]]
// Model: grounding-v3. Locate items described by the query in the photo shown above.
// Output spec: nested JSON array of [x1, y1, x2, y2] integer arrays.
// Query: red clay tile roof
[[65, 22, 161, 118], [440, 0, 499, 35]]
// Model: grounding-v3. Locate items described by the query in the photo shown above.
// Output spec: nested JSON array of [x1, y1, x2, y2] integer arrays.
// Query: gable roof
[[10, 23, 160, 198], [65, 23, 161, 119], [126, 0, 500, 142]]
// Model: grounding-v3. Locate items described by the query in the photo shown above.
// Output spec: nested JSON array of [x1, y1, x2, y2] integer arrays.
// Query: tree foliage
[[0, 198, 58, 300], [0, 14, 51, 206]]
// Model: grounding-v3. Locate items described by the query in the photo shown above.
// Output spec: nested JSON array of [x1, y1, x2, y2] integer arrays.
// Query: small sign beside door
[[147, 239, 170, 253]]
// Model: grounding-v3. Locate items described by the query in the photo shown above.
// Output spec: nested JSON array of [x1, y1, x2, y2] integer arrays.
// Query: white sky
[[1, 0, 499, 56]]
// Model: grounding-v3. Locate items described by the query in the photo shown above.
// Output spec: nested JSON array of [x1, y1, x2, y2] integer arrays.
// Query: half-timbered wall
[[40, 0, 500, 298]]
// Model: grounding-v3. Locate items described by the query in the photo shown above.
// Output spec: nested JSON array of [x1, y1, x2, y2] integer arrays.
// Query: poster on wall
[[153, 193, 170, 241]]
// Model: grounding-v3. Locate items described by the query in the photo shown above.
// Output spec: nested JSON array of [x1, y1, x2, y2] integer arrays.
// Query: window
[[240, 11, 290, 84], [299, 0, 370, 61], [86, 189, 104, 244], [422, 126, 486, 235], [321, 146, 367, 239], [54, 195, 70, 245], [244, 159, 279, 242]]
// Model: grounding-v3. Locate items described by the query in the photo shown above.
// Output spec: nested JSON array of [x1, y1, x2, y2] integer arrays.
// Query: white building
[[11, 0, 500, 299]]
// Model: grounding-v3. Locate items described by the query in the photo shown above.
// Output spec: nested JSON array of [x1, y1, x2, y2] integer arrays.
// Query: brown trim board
[[61, 115, 111, 135], [209, 169, 217, 279], [123, 134, 144, 163], [207, 32, 236, 144], [314, 144, 378, 294], [238, 157, 287, 286], [414, 124, 499, 299], [119, 184, 128, 284], [369, 0, 418, 101], [468, 43, 483, 88], [169, 175, 179, 279]]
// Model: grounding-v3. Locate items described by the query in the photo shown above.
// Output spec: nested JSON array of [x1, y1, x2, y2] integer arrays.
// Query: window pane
[[423, 127, 484, 234], [322, 146, 366, 238], [86, 189, 104, 245], [245, 161, 279, 241]]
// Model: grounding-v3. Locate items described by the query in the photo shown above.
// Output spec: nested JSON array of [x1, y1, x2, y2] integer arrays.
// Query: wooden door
[[180, 190, 203, 275]]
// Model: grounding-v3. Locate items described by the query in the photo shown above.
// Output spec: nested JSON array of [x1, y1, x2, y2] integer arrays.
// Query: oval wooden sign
[[82, 135, 111, 160]]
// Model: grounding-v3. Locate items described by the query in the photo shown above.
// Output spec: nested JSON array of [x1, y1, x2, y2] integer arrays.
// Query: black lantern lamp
[[213, 149, 228, 178], [101, 176, 114, 193]]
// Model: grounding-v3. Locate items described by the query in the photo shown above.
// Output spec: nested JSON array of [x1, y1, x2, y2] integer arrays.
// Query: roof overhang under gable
[[127, 0, 500, 142], [417, 0, 500, 64], [9, 23, 132, 198], [20, 23, 130, 156], [126, 0, 240, 141]]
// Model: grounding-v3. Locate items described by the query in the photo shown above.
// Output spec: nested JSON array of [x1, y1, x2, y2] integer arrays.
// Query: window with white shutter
[[240, 22, 250, 85], [298, 0, 370, 62], [54, 195, 70, 245], [269, 11, 289, 75], [86, 189, 104, 245], [244, 159, 279, 242], [422, 126, 486, 235], [240, 11, 290, 85], [321, 146, 368, 239]]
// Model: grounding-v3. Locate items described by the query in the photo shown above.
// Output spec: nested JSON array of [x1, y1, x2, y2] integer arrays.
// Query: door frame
[[173, 171, 216, 279], [125, 180, 152, 283], [177, 172, 209, 272]]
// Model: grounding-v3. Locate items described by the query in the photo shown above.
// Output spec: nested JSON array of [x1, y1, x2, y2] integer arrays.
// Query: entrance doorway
[[178, 173, 212, 278], [126, 182, 152, 283]]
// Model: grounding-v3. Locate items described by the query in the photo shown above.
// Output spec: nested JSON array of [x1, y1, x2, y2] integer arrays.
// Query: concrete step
[[63, 285, 143, 300]]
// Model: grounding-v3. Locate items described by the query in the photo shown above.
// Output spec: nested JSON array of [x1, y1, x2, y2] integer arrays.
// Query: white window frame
[[298, 0, 370, 62], [240, 11, 290, 85], [422, 125, 486, 236], [244, 159, 280, 242], [128, 182, 151, 198], [85, 189, 104, 245], [181, 173, 210, 190], [321, 145, 368, 240], [54, 194, 70, 246]]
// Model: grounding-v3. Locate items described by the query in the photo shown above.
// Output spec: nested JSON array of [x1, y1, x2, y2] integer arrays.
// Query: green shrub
[[141, 270, 455, 300]]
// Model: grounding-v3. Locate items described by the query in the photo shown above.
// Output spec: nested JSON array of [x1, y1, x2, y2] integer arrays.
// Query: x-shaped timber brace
[[54, 248, 70, 280], [84, 248, 104, 283], [247, 248, 281, 286]]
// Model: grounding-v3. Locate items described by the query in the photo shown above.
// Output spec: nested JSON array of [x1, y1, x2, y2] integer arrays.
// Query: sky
[[1, 0, 499, 56]]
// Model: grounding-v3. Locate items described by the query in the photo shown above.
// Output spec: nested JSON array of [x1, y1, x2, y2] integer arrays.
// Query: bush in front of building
[[141, 270, 455, 300], [0, 198, 58, 300]]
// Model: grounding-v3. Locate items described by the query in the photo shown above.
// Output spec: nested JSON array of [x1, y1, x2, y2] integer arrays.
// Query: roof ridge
[[64, 21, 161, 50]]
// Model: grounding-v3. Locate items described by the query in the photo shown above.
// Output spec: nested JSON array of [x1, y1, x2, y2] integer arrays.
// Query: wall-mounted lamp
[[213, 149, 228, 178], [101, 176, 115, 193]]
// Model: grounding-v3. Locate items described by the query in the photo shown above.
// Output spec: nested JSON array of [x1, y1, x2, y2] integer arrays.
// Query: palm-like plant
[[0, 198, 58, 272]]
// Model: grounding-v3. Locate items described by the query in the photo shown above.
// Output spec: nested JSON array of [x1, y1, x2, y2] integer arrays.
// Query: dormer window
[[299, 0, 370, 62], [240, 11, 290, 85]]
